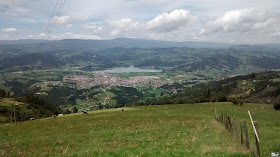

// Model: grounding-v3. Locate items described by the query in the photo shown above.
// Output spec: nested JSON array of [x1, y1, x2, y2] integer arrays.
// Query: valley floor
[[0, 102, 279, 156]]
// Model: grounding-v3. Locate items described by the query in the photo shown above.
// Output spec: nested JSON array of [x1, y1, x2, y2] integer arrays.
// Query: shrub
[[72, 107, 78, 113], [274, 103, 280, 110], [231, 99, 244, 106], [65, 109, 72, 114]]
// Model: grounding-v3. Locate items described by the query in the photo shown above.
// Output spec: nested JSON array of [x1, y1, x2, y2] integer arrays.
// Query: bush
[[65, 109, 72, 114], [274, 103, 280, 110], [215, 93, 227, 102], [231, 99, 244, 106]]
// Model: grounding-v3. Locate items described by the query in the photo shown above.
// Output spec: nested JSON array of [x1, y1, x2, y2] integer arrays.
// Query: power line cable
[[38, 0, 61, 52], [40, 0, 65, 51], [45, 0, 66, 42], [41, 0, 60, 42], [39, 0, 67, 52]]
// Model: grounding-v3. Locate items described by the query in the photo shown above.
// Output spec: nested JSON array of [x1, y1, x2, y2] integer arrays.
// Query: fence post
[[225, 115, 228, 129], [234, 117, 238, 138], [240, 120, 244, 144], [254, 121, 261, 157], [228, 116, 233, 135], [10, 105, 13, 123], [222, 114, 224, 125], [212, 102, 216, 120], [13, 101, 17, 124], [222, 114, 225, 126], [243, 120, 250, 149]]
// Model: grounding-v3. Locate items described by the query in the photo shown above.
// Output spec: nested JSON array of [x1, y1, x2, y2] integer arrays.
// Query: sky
[[0, 0, 280, 44]]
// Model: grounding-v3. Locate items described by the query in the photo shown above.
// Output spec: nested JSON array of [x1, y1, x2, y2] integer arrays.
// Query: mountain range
[[1, 38, 279, 51]]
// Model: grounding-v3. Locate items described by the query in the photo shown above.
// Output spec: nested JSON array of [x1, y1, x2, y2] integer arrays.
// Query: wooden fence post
[[222, 114, 224, 125], [222, 114, 225, 125], [10, 105, 13, 123], [13, 101, 17, 124], [225, 115, 228, 129], [240, 120, 244, 144], [243, 120, 250, 149], [254, 121, 260, 157], [228, 116, 233, 135], [234, 117, 238, 138], [212, 102, 216, 120]]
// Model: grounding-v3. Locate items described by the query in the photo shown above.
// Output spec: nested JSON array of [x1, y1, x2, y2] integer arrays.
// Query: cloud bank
[[201, 8, 280, 34], [2, 28, 17, 32], [1, 0, 280, 43]]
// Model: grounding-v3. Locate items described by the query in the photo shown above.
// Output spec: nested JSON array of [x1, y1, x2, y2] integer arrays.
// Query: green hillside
[[0, 96, 61, 122], [0, 98, 32, 123], [146, 71, 280, 106], [1, 102, 278, 156]]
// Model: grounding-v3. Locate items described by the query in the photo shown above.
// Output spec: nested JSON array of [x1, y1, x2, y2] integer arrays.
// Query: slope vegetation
[[1, 102, 279, 156]]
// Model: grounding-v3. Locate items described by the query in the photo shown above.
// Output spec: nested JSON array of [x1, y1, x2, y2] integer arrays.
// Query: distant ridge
[[0, 38, 279, 51], [46, 38, 234, 49], [232, 43, 280, 51], [0, 39, 42, 45], [0, 38, 233, 49]]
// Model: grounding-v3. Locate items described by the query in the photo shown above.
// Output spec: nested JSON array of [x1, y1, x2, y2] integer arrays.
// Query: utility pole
[[13, 100, 16, 124], [10, 103, 13, 123]]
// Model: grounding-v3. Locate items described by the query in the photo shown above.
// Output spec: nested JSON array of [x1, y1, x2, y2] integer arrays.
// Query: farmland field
[[0, 102, 279, 156]]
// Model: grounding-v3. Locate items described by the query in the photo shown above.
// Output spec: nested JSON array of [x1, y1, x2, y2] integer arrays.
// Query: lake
[[98, 66, 162, 73]]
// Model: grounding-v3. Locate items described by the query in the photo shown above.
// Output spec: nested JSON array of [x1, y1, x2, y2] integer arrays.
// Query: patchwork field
[[0, 102, 279, 156]]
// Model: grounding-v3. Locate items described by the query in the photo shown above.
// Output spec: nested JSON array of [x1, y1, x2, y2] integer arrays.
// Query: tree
[[216, 93, 227, 102], [0, 89, 6, 98], [72, 107, 78, 113], [98, 104, 103, 110]]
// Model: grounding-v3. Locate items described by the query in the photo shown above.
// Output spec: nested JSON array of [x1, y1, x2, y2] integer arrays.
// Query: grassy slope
[[0, 98, 22, 107], [0, 102, 278, 156], [214, 102, 280, 156]]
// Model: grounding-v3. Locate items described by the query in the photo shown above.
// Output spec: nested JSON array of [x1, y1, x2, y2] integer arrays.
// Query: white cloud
[[55, 16, 72, 25], [103, 9, 197, 38], [0, 8, 30, 16], [26, 33, 47, 39], [146, 9, 197, 32], [108, 19, 139, 36], [55, 15, 88, 26], [26, 32, 102, 40], [83, 24, 103, 33], [0, 0, 30, 17], [38, 33, 46, 37], [271, 32, 280, 37], [201, 8, 280, 34], [111, 19, 137, 28], [56, 32, 102, 40], [0, 0, 27, 6], [2, 0, 280, 43], [66, 24, 72, 28], [2, 28, 17, 32]]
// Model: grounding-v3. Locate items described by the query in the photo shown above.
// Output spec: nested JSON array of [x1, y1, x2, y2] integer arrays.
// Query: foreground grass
[[214, 102, 280, 156], [0, 102, 278, 156]]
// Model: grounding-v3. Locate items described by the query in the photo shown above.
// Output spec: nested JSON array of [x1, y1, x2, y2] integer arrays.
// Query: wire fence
[[214, 113, 261, 157]]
